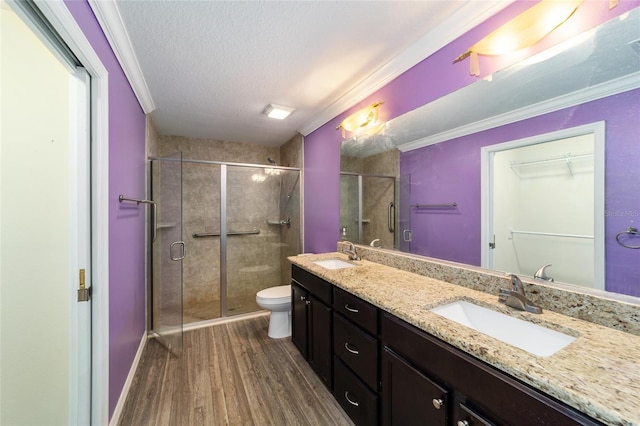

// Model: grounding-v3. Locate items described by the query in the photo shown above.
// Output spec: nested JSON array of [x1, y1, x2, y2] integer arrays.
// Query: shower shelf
[[157, 222, 177, 229], [268, 219, 291, 226]]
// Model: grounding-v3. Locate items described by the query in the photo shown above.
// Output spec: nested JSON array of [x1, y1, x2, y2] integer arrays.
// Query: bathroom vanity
[[289, 251, 640, 426]]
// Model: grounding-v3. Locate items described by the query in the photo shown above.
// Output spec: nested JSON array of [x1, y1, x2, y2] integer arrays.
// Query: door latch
[[77, 269, 91, 302]]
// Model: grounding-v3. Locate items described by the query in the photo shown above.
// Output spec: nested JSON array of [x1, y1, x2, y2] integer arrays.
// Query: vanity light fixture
[[454, 0, 584, 76], [336, 101, 384, 138], [263, 104, 294, 120]]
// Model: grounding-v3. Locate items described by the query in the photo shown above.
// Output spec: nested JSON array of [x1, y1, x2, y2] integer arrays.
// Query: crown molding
[[298, 0, 513, 136], [397, 72, 640, 152], [88, 0, 156, 113]]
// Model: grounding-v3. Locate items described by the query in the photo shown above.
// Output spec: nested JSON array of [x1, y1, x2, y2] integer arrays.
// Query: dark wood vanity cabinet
[[291, 265, 333, 389], [291, 282, 309, 357], [381, 313, 604, 426], [291, 266, 604, 426], [381, 347, 449, 426], [332, 287, 379, 425]]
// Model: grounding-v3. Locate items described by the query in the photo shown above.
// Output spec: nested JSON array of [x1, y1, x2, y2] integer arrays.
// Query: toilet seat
[[256, 285, 290, 304]]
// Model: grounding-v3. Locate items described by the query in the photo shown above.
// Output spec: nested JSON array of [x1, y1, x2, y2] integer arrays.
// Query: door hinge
[[489, 234, 496, 249], [77, 268, 91, 302]]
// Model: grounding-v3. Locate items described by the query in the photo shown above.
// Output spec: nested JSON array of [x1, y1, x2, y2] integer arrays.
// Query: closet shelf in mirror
[[509, 229, 593, 240], [510, 153, 593, 178]]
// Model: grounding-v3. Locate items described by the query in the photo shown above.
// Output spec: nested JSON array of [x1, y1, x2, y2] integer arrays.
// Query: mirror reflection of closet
[[482, 122, 604, 290]]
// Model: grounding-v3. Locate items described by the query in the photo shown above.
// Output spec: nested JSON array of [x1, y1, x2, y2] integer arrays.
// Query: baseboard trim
[[108, 332, 148, 426]]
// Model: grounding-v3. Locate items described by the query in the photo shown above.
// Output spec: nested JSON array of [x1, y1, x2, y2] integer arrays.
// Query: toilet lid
[[256, 285, 290, 299]]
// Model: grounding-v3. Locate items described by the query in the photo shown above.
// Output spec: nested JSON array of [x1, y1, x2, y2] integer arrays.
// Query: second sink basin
[[430, 300, 576, 357], [313, 259, 355, 270]]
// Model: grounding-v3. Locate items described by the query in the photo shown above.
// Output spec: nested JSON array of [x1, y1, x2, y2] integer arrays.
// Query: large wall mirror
[[340, 8, 640, 298]]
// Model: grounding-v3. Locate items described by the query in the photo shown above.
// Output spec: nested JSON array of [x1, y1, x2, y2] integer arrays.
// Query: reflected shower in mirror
[[340, 146, 399, 249]]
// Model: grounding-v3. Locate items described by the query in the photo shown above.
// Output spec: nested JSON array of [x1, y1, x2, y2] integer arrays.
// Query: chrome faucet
[[342, 241, 361, 261], [498, 274, 543, 314], [534, 264, 554, 282]]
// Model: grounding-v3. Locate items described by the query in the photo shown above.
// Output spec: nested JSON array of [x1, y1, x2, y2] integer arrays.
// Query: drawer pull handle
[[344, 342, 359, 355], [344, 304, 359, 313], [457, 421, 470, 426], [344, 391, 359, 407], [432, 398, 444, 410]]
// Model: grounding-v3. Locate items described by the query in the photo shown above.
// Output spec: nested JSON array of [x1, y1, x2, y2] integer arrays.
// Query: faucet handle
[[507, 274, 525, 295]]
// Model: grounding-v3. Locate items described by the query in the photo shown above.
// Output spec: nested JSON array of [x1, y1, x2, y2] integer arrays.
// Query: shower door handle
[[388, 202, 395, 233], [170, 241, 186, 261]]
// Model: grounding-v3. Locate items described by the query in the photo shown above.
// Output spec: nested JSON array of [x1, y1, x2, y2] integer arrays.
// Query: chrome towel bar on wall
[[119, 194, 157, 242], [411, 202, 458, 209], [193, 228, 260, 238]]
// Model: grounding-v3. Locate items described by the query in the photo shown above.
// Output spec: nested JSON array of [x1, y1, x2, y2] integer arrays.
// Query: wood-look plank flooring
[[119, 315, 354, 426]]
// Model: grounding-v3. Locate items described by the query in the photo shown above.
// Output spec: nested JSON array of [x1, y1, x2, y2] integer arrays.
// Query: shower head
[[267, 157, 278, 166]]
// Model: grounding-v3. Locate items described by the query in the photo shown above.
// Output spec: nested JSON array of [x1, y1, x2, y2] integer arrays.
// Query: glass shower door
[[339, 174, 360, 243], [151, 152, 184, 353], [224, 165, 283, 315], [340, 173, 397, 249]]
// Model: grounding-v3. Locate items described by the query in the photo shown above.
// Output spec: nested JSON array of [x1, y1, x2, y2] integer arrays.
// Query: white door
[[0, 2, 91, 424]]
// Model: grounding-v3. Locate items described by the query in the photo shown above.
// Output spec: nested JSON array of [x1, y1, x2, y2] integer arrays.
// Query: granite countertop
[[289, 252, 640, 426]]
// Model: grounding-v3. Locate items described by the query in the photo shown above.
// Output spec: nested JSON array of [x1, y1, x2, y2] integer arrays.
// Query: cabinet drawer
[[333, 313, 378, 390], [381, 313, 602, 426], [291, 265, 332, 305], [333, 286, 378, 335], [334, 357, 378, 426], [457, 403, 495, 426]]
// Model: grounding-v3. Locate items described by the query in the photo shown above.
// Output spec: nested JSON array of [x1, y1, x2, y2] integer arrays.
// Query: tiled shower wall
[[149, 131, 302, 323]]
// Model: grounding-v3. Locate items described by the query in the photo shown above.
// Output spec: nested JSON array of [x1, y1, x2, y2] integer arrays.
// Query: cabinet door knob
[[344, 342, 359, 355], [432, 398, 444, 410], [344, 391, 360, 407], [305, 300, 311, 305], [457, 421, 470, 426], [300, 296, 306, 301], [345, 304, 359, 313]]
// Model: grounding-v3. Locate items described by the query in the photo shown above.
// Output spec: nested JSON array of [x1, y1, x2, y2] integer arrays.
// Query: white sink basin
[[313, 259, 355, 270], [430, 300, 576, 357]]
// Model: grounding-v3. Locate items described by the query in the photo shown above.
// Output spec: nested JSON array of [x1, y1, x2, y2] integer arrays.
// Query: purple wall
[[304, 2, 640, 292], [402, 89, 640, 296], [64, 1, 147, 419]]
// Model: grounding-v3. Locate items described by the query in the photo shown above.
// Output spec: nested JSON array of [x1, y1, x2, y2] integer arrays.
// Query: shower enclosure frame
[[149, 156, 303, 334], [340, 171, 398, 249]]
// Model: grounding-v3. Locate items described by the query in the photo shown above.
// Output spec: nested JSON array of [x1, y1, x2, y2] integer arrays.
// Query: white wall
[[492, 134, 595, 287], [1, 3, 72, 424]]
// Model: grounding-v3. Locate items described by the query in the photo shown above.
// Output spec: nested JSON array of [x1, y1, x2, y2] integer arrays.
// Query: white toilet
[[256, 285, 291, 338]]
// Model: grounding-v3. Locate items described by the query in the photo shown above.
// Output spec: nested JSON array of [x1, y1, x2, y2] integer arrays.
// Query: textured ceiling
[[114, 1, 500, 146]]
